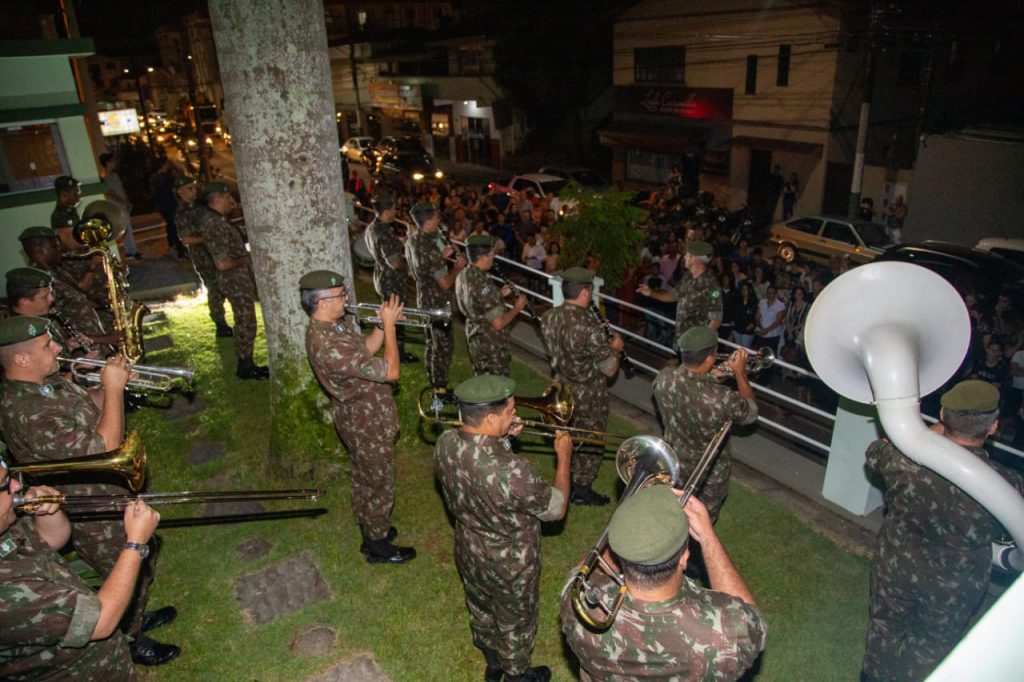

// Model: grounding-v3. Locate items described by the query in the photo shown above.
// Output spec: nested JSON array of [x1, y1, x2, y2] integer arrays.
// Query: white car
[[341, 136, 375, 164], [975, 238, 1024, 267]]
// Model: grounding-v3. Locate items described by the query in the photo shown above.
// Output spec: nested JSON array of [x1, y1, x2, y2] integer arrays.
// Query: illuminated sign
[[98, 109, 141, 136], [617, 86, 733, 121], [369, 82, 423, 111]]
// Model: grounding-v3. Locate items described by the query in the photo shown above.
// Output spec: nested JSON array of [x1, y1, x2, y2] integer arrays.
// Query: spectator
[[719, 273, 738, 341], [753, 285, 786, 354], [782, 172, 799, 219], [783, 286, 811, 366], [883, 194, 908, 244], [99, 151, 139, 259], [544, 241, 561, 274], [522, 234, 546, 271], [149, 157, 187, 259], [732, 281, 758, 349]]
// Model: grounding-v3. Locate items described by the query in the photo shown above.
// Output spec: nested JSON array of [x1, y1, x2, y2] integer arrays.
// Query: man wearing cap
[[653, 326, 757, 522], [174, 177, 232, 338], [0, 454, 162, 680], [560, 486, 766, 680], [539, 267, 623, 506], [50, 175, 84, 254], [405, 201, 467, 390], [434, 375, 572, 682], [364, 191, 416, 363], [455, 233, 527, 376], [638, 240, 723, 341], [4, 267, 76, 352], [0, 316, 180, 666], [861, 380, 1023, 682], [300, 271, 416, 564], [197, 182, 269, 379]]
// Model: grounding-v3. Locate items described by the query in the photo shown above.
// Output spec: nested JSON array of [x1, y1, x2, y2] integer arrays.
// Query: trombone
[[346, 302, 451, 328], [15, 488, 321, 513], [713, 347, 775, 375], [60, 356, 194, 393]]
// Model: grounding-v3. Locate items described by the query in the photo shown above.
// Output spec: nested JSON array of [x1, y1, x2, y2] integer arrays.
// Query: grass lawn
[[133, 283, 870, 681]]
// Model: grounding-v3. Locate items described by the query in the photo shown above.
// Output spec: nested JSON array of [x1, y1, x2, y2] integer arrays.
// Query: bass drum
[[352, 232, 374, 269]]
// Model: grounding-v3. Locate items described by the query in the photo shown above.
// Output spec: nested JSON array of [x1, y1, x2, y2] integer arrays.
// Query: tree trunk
[[208, 0, 349, 477]]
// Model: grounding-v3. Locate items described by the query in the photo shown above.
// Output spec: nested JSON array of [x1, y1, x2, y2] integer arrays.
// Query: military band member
[[434, 375, 571, 682], [4, 267, 77, 353], [560, 486, 767, 681], [50, 175, 84, 255], [0, 455, 162, 680], [637, 240, 723, 341], [364, 191, 416, 363], [196, 181, 269, 380], [301, 270, 416, 564], [653, 326, 757, 523], [405, 201, 466, 390], [455, 233, 527, 376], [861, 381, 1023, 682], [0, 316, 179, 666], [174, 176, 232, 338], [539, 267, 623, 506]]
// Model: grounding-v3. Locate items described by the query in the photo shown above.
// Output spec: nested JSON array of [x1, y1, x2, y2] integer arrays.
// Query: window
[[822, 221, 858, 245], [634, 46, 686, 83], [625, 148, 674, 184], [788, 218, 823, 234], [745, 55, 758, 94], [0, 123, 70, 195], [897, 50, 922, 86], [777, 44, 791, 86]]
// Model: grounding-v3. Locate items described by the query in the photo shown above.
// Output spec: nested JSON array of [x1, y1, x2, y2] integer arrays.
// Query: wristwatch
[[123, 541, 150, 559]]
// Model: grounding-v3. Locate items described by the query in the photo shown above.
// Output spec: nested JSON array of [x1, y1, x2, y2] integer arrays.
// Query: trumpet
[[713, 347, 774, 375], [346, 302, 451, 328], [60, 356, 194, 393]]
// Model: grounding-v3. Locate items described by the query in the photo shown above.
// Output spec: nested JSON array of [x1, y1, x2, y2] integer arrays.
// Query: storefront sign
[[369, 82, 423, 111], [617, 86, 732, 121], [97, 109, 141, 136]]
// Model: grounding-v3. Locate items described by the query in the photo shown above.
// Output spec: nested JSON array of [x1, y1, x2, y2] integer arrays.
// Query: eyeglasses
[[318, 292, 347, 303]]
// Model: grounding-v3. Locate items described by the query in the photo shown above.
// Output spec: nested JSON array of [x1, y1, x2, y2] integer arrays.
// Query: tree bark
[[208, 0, 349, 475]]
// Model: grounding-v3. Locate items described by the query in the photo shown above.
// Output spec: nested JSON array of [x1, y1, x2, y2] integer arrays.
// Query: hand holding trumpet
[[99, 354, 134, 392]]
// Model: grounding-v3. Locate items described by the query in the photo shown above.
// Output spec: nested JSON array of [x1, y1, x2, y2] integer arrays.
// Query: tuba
[[10, 430, 147, 492]]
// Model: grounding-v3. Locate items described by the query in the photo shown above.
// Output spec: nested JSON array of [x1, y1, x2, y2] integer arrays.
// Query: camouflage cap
[[685, 240, 713, 258], [54, 175, 80, 192], [609, 485, 688, 565], [941, 380, 999, 413], [174, 176, 196, 189], [675, 325, 718, 352], [299, 270, 346, 290], [454, 374, 516, 406], [202, 180, 231, 197], [409, 201, 439, 225], [466, 234, 494, 248], [18, 226, 58, 242], [0, 316, 51, 347], [6, 267, 52, 289], [562, 267, 594, 284], [371, 191, 395, 211]]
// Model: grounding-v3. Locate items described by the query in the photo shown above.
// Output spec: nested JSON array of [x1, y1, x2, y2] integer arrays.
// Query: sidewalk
[[122, 212, 199, 301]]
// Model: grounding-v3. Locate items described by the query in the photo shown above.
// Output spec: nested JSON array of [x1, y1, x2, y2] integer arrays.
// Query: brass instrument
[[59, 356, 194, 393], [15, 488, 321, 512], [568, 421, 733, 630], [10, 431, 147, 492], [346, 302, 451, 329], [714, 347, 775, 375]]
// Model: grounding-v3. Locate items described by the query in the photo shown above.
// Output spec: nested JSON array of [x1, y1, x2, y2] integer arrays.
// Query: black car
[[875, 241, 1024, 304], [371, 136, 443, 188]]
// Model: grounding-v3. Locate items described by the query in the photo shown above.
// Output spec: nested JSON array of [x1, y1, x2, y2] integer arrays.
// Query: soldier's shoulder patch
[[709, 289, 721, 299]]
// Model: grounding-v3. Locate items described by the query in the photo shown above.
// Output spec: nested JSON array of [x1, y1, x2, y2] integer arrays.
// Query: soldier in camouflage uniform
[[455, 234, 527, 376], [405, 201, 466, 389], [861, 380, 1023, 682], [638, 240, 723, 342], [434, 375, 571, 682], [4, 267, 82, 355], [539, 267, 623, 506], [0, 454, 161, 680], [653, 326, 757, 523], [301, 270, 416, 564], [364, 191, 416, 363], [0, 316, 179, 666], [50, 175, 83, 254], [560, 485, 767, 681], [198, 182, 268, 380], [174, 177, 232, 338]]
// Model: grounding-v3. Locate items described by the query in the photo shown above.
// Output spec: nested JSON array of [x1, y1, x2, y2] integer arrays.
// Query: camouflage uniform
[[653, 365, 757, 522], [0, 375, 155, 636], [46, 264, 108, 338], [405, 230, 454, 386], [176, 203, 227, 326], [674, 270, 723, 339], [305, 317, 398, 540], [365, 217, 409, 302], [0, 518, 136, 681], [455, 264, 510, 376], [539, 304, 617, 488], [862, 439, 1022, 681], [433, 429, 564, 676], [560, 570, 766, 681], [196, 208, 258, 359], [50, 204, 107, 302], [50, 204, 80, 234]]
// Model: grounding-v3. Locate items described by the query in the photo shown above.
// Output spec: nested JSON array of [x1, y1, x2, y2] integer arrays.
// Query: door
[[822, 162, 853, 215], [747, 149, 773, 221]]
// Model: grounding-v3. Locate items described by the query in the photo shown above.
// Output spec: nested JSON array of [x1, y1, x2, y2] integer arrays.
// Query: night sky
[[75, 0, 206, 57]]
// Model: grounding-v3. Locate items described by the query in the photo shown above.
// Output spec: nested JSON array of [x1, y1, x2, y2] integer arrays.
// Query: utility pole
[[346, 6, 363, 134], [847, 3, 879, 220]]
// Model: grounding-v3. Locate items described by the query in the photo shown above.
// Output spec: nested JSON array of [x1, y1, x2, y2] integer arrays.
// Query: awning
[[597, 121, 707, 154], [727, 135, 823, 157]]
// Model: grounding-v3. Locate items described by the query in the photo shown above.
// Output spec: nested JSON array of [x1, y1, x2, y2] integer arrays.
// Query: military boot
[[236, 357, 270, 380], [359, 526, 398, 553], [482, 647, 503, 682], [130, 634, 180, 666], [570, 485, 610, 506], [504, 666, 551, 682], [214, 320, 234, 338]]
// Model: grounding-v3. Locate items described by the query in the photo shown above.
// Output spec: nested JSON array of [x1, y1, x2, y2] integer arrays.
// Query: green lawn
[[133, 285, 870, 681]]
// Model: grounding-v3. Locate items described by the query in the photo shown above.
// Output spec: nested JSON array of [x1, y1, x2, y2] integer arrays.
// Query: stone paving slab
[[234, 552, 331, 625], [305, 653, 390, 682]]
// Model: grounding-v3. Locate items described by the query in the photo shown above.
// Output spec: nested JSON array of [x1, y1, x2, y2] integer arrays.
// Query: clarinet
[[590, 300, 636, 379], [50, 309, 93, 354], [492, 264, 537, 319]]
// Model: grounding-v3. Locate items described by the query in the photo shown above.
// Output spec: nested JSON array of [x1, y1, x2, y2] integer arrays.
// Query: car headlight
[[435, 170, 444, 179], [187, 139, 197, 147], [412, 172, 425, 181], [205, 136, 213, 144], [341, 146, 348, 153]]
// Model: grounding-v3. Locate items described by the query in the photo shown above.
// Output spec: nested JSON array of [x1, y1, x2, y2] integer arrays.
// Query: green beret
[[0, 315, 51, 347], [561, 267, 594, 284], [372, 192, 395, 211], [202, 181, 231, 197], [409, 201, 438, 225], [174, 176, 196, 189], [6, 267, 52, 289], [941, 380, 999, 413], [18, 226, 57, 242], [685, 240, 713, 258], [299, 270, 346, 290], [454, 374, 516, 406], [609, 485, 689, 565], [466, 234, 494, 248], [675, 326, 718, 352]]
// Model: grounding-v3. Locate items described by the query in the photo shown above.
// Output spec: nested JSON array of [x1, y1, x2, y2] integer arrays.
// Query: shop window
[[625, 148, 673, 184], [635, 46, 686, 84], [777, 44, 791, 86], [0, 122, 69, 195], [745, 55, 758, 94]]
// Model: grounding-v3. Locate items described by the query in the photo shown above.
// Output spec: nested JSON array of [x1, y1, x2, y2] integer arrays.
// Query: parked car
[[876, 241, 1024, 303], [375, 150, 443, 189], [770, 215, 891, 264], [975, 237, 1024, 268], [370, 136, 429, 170], [341, 136, 375, 164], [537, 165, 607, 190]]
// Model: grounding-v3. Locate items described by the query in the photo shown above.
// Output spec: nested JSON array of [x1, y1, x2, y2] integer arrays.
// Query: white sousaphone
[[804, 261, 1024, 571]]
